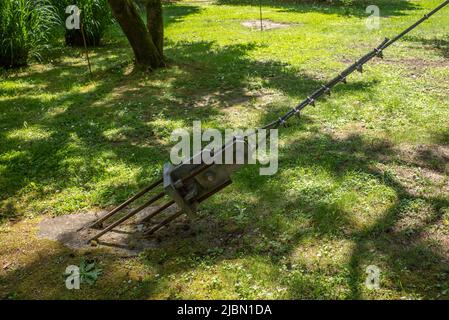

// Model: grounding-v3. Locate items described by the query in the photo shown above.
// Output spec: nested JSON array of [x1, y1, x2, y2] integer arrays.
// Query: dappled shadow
[[0, 33, 408, 298], [131, 130, 449, 299], [404, 35, 449, 59], [1, 0, 448, 297], [164, 4, 202, 26], [0, 242, 159, 299], [1, 39, 378, 216], [215, 0, 419, 18], [1, 73, 447, 300], [431, 128, 449, 146]]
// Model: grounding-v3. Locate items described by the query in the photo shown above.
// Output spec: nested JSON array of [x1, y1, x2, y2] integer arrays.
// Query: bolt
[[205, 171, 215, 182]]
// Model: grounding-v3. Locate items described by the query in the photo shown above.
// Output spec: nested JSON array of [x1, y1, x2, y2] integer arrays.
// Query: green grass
[[0, 0, 448, 299], [0, 0, 59, 68]]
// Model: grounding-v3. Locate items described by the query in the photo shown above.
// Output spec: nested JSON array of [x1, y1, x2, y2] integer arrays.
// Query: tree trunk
[[146, 0, 164, 57], [108, 0, 164, 70]]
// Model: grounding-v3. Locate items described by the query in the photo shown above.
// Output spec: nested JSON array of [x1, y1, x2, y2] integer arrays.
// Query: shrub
[[0, 0, 59, 68], [55, 0, 113, 47]]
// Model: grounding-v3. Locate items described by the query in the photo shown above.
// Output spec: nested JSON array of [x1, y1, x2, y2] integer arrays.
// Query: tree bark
[[108, 0, 164, 69], [146, 0, 164, 57]]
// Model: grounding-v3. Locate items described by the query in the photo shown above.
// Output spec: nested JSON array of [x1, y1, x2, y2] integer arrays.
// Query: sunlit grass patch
[[0, 0, 448, 300]]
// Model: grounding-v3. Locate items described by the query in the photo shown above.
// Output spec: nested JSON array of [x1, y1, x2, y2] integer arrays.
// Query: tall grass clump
[[0, 0, 59, 68], [56, 0, 113, 47]]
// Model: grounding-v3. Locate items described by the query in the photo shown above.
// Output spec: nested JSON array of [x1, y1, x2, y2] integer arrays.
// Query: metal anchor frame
[[81, 0, 449, 243], [85, 137, 247, 243]]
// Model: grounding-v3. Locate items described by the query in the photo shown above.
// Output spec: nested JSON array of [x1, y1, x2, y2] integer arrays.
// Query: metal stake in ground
[[81, 0, 449, 242], [80, 20, 93, 78]]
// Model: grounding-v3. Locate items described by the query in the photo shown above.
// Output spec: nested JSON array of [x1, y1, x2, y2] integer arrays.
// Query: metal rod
[[80, 22, 93, 78], [143, 210, 184, 236], [197, 179, 232, 203], [262, 38, 389, 129], [86, 0, 449, 242], [140, 200, 175, 224], [81, 178, 163, 230], [176, 137, 240, 184], [180, 163, 213, 183], [144, 179, 232, 237], [88, 191, 166, 242], [261, 0, 449, 130], [383, 0, 449, 50]]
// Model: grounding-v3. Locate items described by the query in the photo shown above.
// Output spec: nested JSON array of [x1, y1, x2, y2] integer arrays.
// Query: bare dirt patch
[[331, 122, 367, 141], [374, 57, 449, 78], [330, 126, 448, 197], [241, 20, 292, 30], [340, 56, 449, 80], [37, 205, 179, 256], [396, 144, 449, 174]]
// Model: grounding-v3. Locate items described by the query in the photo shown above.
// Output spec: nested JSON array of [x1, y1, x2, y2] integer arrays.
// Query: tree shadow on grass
[[0, 39, 376, 221], [243, 124, 449, 299], [1, 37, 447, 297], [137, 130, 449, 299], [0, 243, 159, 299], [404, 35, 449, 59], [2, 131, 446, 299], [164, 3, 203, 26], [215, 0, 419, 18]]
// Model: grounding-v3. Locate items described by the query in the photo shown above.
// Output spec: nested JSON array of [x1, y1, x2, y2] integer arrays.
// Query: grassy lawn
[[0, 0, 448, 299]]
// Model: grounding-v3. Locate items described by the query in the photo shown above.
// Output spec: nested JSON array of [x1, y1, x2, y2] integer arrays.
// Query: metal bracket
[[163, 136, 248, 216]]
